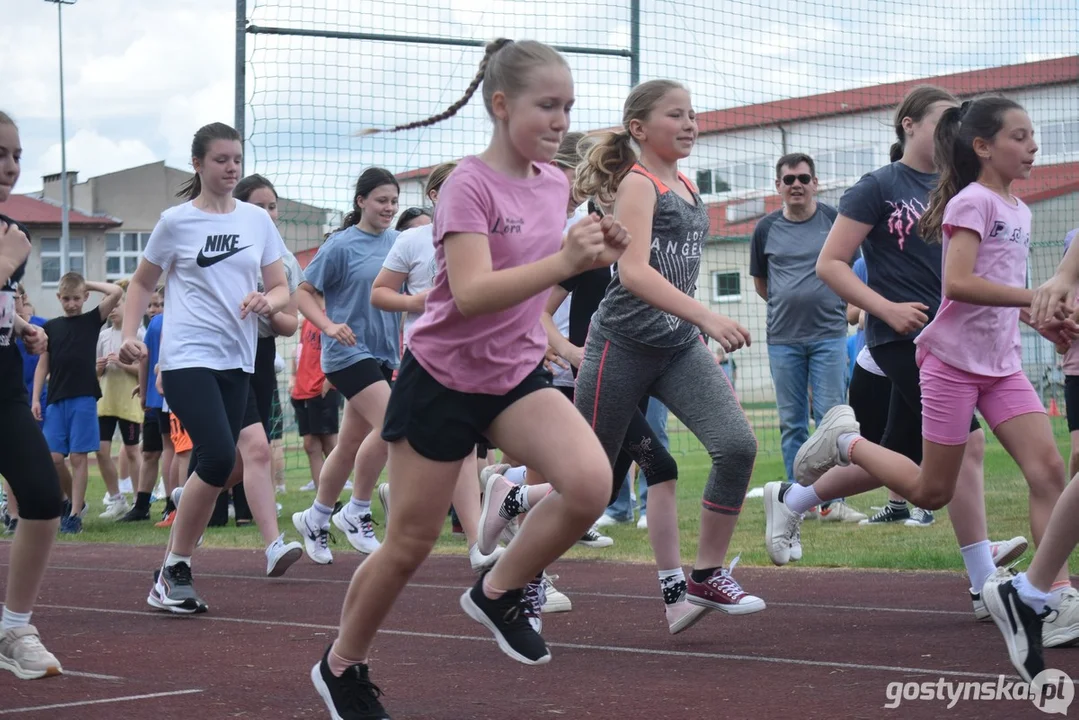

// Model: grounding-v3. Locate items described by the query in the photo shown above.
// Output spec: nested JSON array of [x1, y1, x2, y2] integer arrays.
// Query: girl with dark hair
[[293, 167, 402, 565], [119, 122, 292, 613]]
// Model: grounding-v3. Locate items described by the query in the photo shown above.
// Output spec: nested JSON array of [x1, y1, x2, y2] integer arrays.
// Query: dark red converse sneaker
[[686, 562, 765, 615]]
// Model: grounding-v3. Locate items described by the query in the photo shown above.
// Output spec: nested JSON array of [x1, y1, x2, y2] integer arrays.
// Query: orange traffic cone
[[1049, 398, 1062, 417]]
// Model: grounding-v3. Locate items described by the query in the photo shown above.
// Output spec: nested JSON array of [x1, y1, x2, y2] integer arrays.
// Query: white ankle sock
[[1014, 572, 1052, 614], [1, 606, 32, 632], [310, 500, 333, 527], [837, 433, 861, 463], [503, 466, 527, 485], [348, 498, 371, 517], [784, 484, 822, 515], [960, 540, 995, 593], [165, 552, 191, 569]]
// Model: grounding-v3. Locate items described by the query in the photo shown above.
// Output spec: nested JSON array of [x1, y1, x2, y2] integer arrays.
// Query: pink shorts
[[920, 352, 1045, 446]]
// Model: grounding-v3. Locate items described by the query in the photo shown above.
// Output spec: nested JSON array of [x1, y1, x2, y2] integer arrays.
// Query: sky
[[5, 0, 1077, 213]]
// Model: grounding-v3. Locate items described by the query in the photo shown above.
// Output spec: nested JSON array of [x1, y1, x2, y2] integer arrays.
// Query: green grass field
[[43, 415, 1079, 575]]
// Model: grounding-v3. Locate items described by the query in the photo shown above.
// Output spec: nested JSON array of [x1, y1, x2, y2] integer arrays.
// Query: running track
[[0, 542, 1073, 718]]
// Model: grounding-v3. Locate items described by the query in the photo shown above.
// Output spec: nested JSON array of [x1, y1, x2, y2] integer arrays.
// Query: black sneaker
[[117, 505, 151, 523], [147, 562, 206, 615], [311, 647, 390, 720], [459, 575, 551, 665], [904, 508, 935, 527], [983, 569, 1049, 682], [858, 503, 910, 525]]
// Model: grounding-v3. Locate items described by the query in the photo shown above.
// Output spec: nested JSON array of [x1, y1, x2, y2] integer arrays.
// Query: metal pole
[[629, 0, 640, 87], [57, 0, 70, 264], [235, 0, 246, 173]]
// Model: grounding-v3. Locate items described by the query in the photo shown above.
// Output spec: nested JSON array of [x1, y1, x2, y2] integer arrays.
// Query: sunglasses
[[782, 173, 813, 186]]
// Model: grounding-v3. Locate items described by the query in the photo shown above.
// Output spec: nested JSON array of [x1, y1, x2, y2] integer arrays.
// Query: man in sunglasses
[[750, 153, 865, 523]]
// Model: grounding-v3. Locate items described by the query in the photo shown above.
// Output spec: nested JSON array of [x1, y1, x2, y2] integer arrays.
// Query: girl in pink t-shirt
[[310, 39, 629, 719], [792, 97, 1079, 679], [1056, 229, 1079, 477]]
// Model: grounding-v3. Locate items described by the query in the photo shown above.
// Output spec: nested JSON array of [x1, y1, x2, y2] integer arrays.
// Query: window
[[696, 169, 713, 195], [105, 231, 150, 280], [40, 236, 85, 286], [711, 270, 742, 303], [1039, 120, 1079, 158]]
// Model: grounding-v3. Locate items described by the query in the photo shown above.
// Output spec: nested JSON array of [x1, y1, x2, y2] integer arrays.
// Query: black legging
[[163, 368, 249, 487], [0, 397, 62, 520], [558, 386, 677, 504], [253, 336, 278, 437]]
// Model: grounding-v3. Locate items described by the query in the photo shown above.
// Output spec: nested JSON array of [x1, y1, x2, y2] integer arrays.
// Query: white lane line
[[38, 603, 1014, 682], [0, 689, 203, 715], [26, 564, 972, 617]]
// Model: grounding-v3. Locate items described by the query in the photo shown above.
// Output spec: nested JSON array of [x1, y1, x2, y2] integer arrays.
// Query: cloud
[[23, 130, 158, 194]]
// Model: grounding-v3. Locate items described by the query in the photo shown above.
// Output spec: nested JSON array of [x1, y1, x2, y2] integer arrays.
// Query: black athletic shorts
[[326, 358, 395, 400], [292, 390, 342, 437], [1065, 375, 1079, 433], [382, 349, 552, 461], [99, 416, 141, 446], [143, 408, 163, 453]]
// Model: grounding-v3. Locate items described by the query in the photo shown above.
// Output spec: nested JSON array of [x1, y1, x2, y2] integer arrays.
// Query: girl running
[[370, 162, 503, 573], [763, 87, 1037, 622], [293, 167, 402, 564], [311, 39, 627, 718], [986, 227, 1079, 681], [119, 121, 292, 612], [0, 110, 64, 679], [793, 96, 1079, 644], [569, 79, 764, 621]]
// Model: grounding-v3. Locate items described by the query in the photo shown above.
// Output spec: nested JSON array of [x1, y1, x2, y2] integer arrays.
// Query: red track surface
[[0, 542, 1072, 719]]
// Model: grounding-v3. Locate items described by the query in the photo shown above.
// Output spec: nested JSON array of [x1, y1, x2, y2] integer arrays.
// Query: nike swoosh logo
[[196, 245, 251, 267]]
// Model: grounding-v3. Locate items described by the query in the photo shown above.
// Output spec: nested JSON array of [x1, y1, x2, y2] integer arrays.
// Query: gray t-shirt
[[750, 204, 846, 344], [593, 167, 709, 348], [302, 226, 401, 373], [256, 248, 303, 338], [838, 162, 941, 348]]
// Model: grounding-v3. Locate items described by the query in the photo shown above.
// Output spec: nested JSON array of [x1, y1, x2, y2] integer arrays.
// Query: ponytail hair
[[355, 39, 567, 136], [424, 161, 457, 200], [573, 79, 685, 208], [919, 95, 1024, 242], [338, 167, 398, 231], [177, 122, 242, 200], [890, 85, 958, 163]]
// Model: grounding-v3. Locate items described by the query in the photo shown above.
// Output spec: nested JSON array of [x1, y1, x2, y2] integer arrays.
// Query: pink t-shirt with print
[[915, 182, 1031, 377], [407, 156, 570, 394]]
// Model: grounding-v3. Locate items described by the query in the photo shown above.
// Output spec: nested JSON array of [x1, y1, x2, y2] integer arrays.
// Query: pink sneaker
[[665, 600, 709, 634], [686, 562, 765, 616]]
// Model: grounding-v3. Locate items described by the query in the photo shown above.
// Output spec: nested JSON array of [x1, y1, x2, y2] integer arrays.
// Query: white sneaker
[[990, 536, 1029, 567], [299, 480, 317, 492], [152, 478, 167, 503], [499, 516, 519, 546], [99, 494, 131, 520], [666, 599, 709, 634], [265, 534, 303, 577], [0, 625, 62, 679], [332, 508, 381, 555], [763, 481, 800, 566], [792, 405, 859, 486], [818, 500, 867, 523], [293, 509, 333, 564], [593, 513, 620, 528], [469, 543, 504, 573], [479, 463, 511, 494], [377, 484, 390, 521], [636, 514, 648, 530], [540, 573, 572, 613], [578, 526, 614, 548], [789, 523, 803, 562], [1044, 587, 1079, 648]]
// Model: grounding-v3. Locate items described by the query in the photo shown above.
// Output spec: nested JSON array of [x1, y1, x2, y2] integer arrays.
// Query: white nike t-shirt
[[143, 200, 286, 373], [381, 224, 436, 344]]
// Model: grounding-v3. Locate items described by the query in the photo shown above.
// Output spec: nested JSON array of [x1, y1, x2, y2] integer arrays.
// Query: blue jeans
[[606, 397, 669, 519], [768, 338, 848, 482]]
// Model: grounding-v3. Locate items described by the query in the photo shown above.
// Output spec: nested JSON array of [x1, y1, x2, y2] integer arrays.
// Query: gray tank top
[[593, 164, 709, 348]]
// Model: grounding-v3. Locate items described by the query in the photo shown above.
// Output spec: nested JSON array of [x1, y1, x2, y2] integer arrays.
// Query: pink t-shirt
[[915, 182, 1031, 377], [1060, 230, 1079, 375], [407, 156, 570, 394]]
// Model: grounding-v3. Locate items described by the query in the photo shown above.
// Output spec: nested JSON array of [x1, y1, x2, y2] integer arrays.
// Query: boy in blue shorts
[[31, 272, 122, 533]]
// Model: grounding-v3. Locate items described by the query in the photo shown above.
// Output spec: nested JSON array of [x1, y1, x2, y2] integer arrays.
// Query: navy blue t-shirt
[[838, 162, 940, 349]]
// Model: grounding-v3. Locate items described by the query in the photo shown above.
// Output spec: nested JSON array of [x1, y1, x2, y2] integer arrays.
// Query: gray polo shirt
[[750, 203, 847, 344]]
